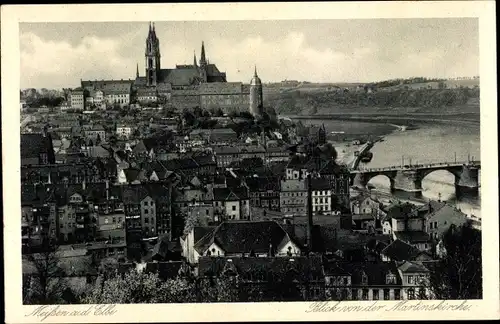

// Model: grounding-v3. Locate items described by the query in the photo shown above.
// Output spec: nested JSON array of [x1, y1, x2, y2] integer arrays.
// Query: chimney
[[306, 173, 314, 253]]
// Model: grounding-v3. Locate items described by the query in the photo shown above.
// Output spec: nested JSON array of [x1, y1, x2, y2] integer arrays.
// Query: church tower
[[198, 41, 208, 83], [249, 66, 264, 118], [145, 22, 161, 87]]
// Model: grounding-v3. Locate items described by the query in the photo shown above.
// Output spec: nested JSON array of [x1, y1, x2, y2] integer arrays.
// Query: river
[[294, 118, 481, 218]]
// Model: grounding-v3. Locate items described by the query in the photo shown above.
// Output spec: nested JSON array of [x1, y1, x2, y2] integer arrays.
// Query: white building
[[116, 125, 133, 139], [310, 178, 332, 215], [70, 89, 85, 110]]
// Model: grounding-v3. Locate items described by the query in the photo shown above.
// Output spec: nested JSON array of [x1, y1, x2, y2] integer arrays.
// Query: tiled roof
[[213, 186, 248, 201], [397, 261, 430, 273], [381, 239, 420, 261], [158, 68, 200, 86], [194, 220, 295, 255], [198, 256, 323, 281], [324, 261, 402, 286]]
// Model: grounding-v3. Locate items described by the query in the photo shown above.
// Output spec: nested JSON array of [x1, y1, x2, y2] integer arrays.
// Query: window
[[430, 222, 433, 229], [144, 209, 148, 214], [232, 205, 236, 211], [362, 289, 369, 300], [112, 217, 116, 223], [145, 218, 149, 224], [394, 289, 401, 300], [384, 289, 390, 300], [407, 275, 414, 284], [407, 288, 415, 300]]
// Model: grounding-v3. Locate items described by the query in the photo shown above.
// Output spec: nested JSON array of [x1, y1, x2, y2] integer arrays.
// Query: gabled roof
[[194, 220, 298, 255], [381, 239, 420, 261], [397, 261, 430, 273], [213, 187, 248, 201]]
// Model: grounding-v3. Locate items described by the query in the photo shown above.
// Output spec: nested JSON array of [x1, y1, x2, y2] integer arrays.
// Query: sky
[[20, 19, 479, 89]]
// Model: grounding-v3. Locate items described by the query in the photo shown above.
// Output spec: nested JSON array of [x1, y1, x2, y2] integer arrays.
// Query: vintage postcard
[[2, 2, 499, 323]]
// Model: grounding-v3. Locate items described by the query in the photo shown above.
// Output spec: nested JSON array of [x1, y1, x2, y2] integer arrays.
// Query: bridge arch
[[419, 167, 461, 186], [365, 173, 395, 190]]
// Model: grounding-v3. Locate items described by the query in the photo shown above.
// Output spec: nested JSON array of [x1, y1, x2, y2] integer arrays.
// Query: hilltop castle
[[80, 22, 263, 116]]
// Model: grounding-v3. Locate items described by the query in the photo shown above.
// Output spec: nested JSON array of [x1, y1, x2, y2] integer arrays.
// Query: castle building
[[81, 22, 263, 114]]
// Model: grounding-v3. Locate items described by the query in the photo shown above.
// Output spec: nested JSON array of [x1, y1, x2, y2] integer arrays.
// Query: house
[[310, 177, 332, 215], [183, 220, 302, 264], [70, 88, 85, 110], [136, 87, 158, 104], [380, 239, 420, 262], [324, 261, 403, 301], [397, 261, 430, 300], [212, 186, 250, 221], [116, 124, 133, 139], [117, 168, 147, 184], [84, 124, 106, 143], [422, 201, 470, 240], [280, 158, 308, 217], [198, 256, 325, 301], [21, 133, 56, 166], [244, 176, 281, 211], [181, 226, 217, 264]]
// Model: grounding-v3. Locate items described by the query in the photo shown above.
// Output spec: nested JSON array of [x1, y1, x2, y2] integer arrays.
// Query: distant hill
[[265, 81, 480, 116]]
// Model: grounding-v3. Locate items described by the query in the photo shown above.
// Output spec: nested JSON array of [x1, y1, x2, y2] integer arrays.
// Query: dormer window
[[386, 272, 397, 284], [361, 271, 368, 285]]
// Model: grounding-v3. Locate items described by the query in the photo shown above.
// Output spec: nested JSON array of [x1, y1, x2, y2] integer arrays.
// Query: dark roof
[[386, 202, 420, 220], [397, 261, 430, 273], [213, 187, 248, 201], [244, 176, 281, 192], [194, 220, 296, 255], [394, 231, 431, 244], [198, 256, 323, 281], [21, 133, 54, 160], [381, 239, 420, 261], [324, 261, 402, 286], [158, 68, 200, 86]]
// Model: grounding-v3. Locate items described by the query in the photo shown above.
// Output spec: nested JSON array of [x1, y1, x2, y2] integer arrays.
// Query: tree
[[427, 222, 482, 299], [23, 244, 67, 304], [83, 268, 198, 304]]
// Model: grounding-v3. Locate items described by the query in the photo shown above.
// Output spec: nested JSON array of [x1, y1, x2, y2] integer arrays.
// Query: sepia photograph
[[2, 2, 499, 323]]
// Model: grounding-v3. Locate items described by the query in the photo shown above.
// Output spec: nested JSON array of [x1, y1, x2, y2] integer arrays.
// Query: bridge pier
[[455, 165, 480, 197], [352, 173, 368, 189], [394, 170, 422, 193]]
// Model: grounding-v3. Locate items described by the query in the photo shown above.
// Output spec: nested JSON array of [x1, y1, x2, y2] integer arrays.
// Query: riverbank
[[286, 112, 480, 128]]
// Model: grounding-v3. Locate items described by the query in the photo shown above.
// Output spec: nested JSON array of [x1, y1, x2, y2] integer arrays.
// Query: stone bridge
[[350, 161, 481, 193]]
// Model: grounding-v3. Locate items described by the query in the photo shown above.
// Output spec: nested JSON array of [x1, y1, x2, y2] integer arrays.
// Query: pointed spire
[[254, 65, 258, 77], [193, 51, 198, 67], [200, 41, 207, 65], [136, 63, 139, 78]]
